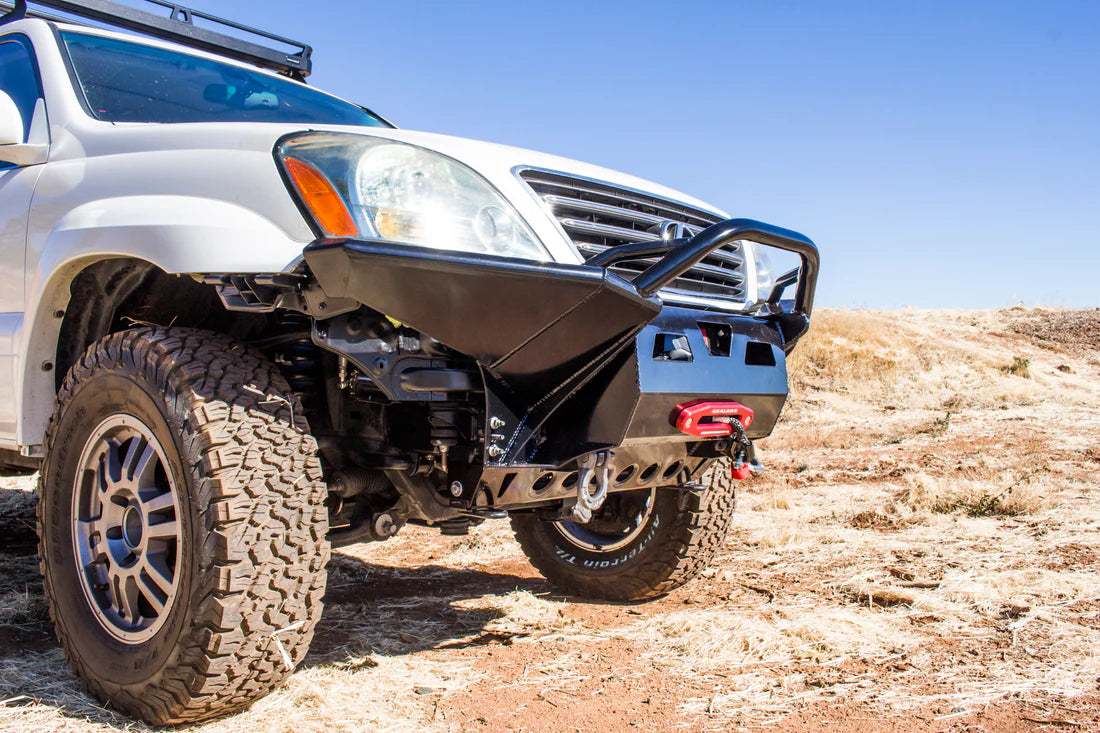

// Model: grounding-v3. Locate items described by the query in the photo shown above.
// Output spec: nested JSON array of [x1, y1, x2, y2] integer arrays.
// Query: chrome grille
[[520, 168, 746, 301]]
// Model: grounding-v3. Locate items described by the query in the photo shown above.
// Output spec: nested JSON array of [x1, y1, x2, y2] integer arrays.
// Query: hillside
[[2, 308, 1098, 732]]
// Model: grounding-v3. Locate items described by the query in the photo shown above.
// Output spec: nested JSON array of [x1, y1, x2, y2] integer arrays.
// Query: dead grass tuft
[[841, 582, 919, 608], [622, 606, 919, 673], [0, 554, 45, 629], [1001, 355, 1031, 378], [460, 591, 572, 640], [0, 483, 37, 512], [848, 509, 912, 531], [896, 473, 1048, 517]]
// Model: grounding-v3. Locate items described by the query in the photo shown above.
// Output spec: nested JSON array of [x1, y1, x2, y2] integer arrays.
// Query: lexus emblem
[[652, 219, 692, 241]]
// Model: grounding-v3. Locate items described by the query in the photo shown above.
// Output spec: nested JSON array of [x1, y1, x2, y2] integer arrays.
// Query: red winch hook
[[672, 400, 756, 480], [672, 399, 754, 438]]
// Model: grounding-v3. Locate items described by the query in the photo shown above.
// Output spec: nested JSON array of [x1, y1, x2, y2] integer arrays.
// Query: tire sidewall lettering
[[554, 501, 663, 572]]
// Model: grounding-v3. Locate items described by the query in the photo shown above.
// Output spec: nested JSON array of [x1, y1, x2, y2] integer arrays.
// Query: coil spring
[[273, 315, 319, 396]]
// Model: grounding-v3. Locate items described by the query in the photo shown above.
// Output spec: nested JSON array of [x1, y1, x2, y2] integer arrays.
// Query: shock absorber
[[428, 405, 460, 473]]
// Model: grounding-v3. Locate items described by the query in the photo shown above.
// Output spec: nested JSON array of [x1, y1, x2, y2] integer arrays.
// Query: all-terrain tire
[[38, 327, 329, 725], [511, 467, 736, 601]]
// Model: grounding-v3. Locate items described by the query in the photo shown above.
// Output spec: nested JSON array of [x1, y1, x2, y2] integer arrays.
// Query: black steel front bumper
[[304, 218, 819, 470]]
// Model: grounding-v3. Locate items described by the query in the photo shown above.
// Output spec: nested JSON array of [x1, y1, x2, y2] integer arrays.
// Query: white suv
[[0, 0, 818, 723]]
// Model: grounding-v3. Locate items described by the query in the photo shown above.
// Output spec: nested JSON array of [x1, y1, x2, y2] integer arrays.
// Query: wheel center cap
[[122, 505, 144, 549]]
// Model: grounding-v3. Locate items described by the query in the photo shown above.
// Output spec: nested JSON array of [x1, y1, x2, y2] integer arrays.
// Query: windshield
[[60, 31, 388, 127]]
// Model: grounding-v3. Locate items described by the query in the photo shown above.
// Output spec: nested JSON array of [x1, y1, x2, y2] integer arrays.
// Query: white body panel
[[0, 17, 736, 451], [0, 144, 40, 443]]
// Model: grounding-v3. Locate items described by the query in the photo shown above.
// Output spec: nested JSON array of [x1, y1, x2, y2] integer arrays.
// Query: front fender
[[29, 194, 308, 278], [16, 195, 308, 446]]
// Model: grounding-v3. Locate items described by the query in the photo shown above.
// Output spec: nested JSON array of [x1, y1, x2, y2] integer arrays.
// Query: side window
[[0, 38, 42, 143]]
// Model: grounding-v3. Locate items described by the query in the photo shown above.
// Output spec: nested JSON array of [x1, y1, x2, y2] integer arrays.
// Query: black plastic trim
[[1, 0, 313, 78]]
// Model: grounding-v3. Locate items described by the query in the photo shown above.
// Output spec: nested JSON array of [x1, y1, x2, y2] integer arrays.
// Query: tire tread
[[512, 467, 736, 601], [38, 327, 329, 725]]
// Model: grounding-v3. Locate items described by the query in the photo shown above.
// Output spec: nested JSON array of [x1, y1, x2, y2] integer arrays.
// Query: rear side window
[[60, 31, 387, 127], [0, 37, 42, 143]]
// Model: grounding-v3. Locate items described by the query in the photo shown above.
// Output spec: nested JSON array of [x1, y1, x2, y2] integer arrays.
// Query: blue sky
[[86, 1, 1100, 307]]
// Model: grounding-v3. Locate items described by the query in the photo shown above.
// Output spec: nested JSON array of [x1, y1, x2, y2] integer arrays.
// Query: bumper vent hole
[[699, 322, 732, 357], [531, 473, 555, 494], [745, 341, 777, 367], [497, 472, 517, 499], [614, 465, 637, 484], [653, 333, 693, 362], [639, 464, 660, 482], [662, 461, 683, 480]]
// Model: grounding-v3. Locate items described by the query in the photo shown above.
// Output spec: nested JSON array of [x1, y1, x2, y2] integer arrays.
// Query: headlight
[[277, 133, 548, 261], [748, 241, 775, 303]]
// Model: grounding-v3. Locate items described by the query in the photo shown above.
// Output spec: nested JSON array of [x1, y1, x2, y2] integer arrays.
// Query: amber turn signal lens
[[283, 157, 358, 237]]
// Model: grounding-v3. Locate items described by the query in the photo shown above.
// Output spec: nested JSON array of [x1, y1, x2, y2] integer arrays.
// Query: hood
[[62, 119, 728, 264], [309, 126, 731, 265], [368, 128, 724, 214]]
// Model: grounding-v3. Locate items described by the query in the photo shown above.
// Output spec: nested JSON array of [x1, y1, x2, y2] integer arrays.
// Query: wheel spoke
[[141, 491, 175, 515], [97, 457, 109, 494], [104, 439, 125, 485], [143, 552, 173, 586], [75, 518, 108, 559], [123, 573, 146, 623], [108, 567, 141, 622], [137, 571, 168, 616], [139, 584, 166, 616], [124, 438, 157, 486], [145, 518, 179, 540], [106, 569, 123, 612]]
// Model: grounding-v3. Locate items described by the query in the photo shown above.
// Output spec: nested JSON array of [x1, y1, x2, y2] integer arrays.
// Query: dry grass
[[787, 310, 916, 390], [1003, 306, 1100, 353], [627, 605, 920, 670], [0, 556, 46, 627], [1, 307, 1098, 731], [896, 472, 1049, 517], [1001, 355, 1032, 378]]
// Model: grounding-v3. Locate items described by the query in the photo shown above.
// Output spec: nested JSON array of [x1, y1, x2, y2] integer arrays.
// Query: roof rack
[[0, 0, 313, 79]]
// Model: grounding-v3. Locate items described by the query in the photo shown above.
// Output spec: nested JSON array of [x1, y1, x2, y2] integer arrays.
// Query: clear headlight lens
[[278, 133, 548, 260], [748, 241, 775, 303]]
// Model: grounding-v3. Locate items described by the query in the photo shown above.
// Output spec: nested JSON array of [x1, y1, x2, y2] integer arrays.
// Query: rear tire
[[511, 467, 735, 601], [38, 327, 329, 725]]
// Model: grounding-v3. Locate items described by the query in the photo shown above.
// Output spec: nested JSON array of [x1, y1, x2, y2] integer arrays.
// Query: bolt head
[[488, 416, 505, 430], [449, 481, 464, 497], [487, 445, 503, 458]]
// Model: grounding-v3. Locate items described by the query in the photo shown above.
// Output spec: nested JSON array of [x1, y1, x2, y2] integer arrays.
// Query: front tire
[[510, 469, 736, 601], [38, 327, 329, 725]]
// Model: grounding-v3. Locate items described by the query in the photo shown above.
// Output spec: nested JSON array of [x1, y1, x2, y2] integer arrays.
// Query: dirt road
[[2, 308, 1098, 732]]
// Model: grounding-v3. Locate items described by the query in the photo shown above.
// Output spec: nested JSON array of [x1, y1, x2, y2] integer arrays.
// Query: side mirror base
[[0, 142, 48, 167]]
